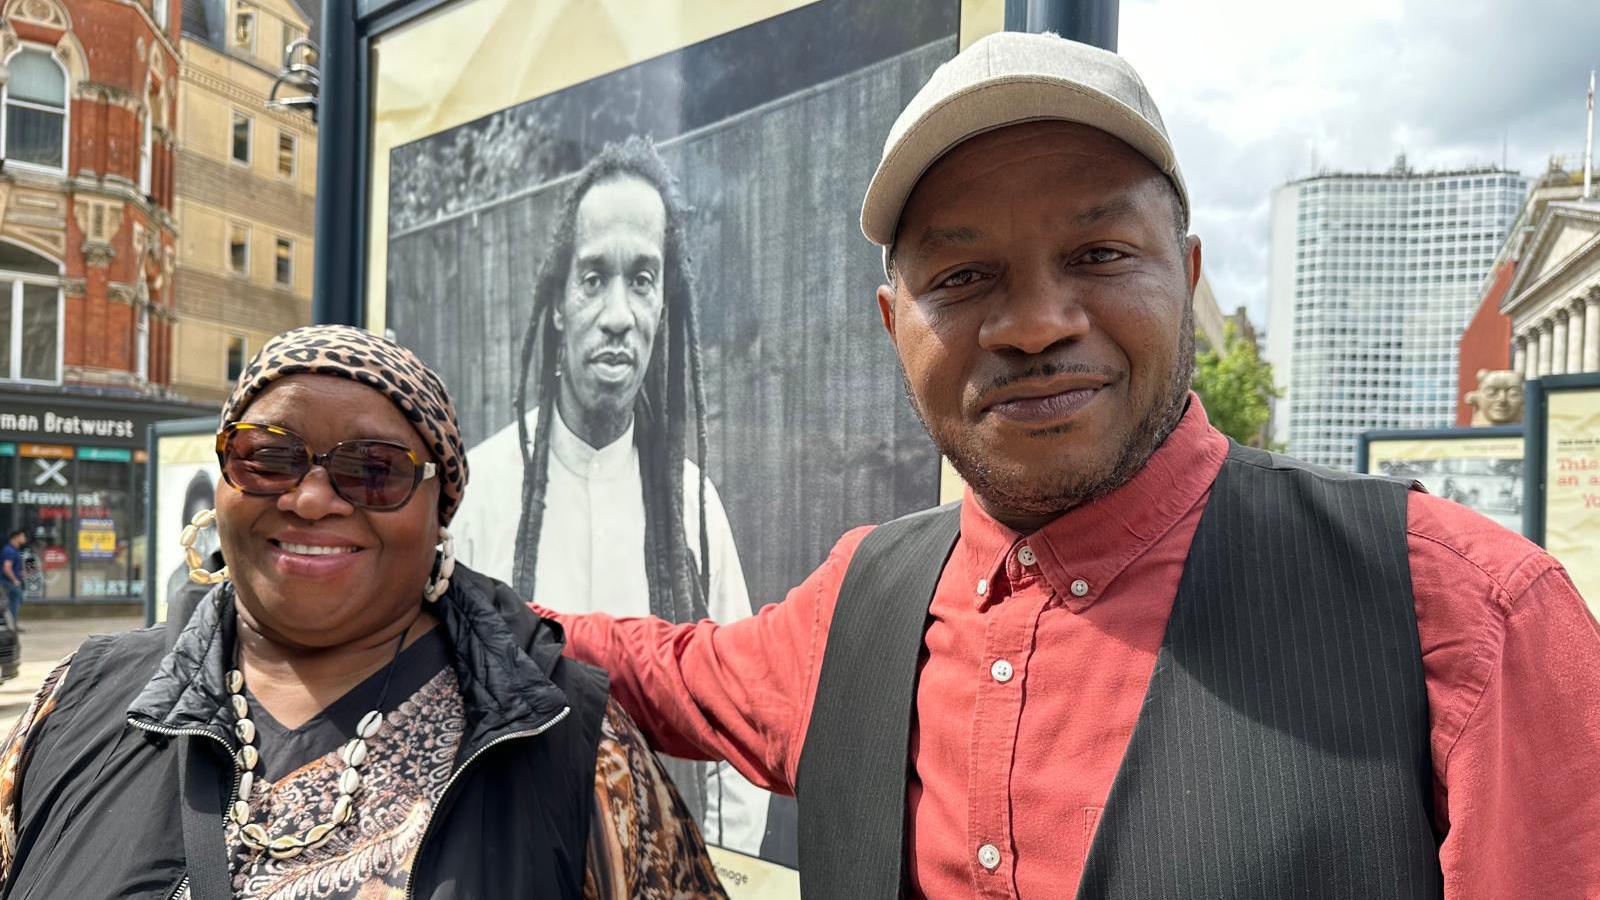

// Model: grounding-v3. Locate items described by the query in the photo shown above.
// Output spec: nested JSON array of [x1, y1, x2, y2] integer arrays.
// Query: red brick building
[[0, 0, 204, 606]]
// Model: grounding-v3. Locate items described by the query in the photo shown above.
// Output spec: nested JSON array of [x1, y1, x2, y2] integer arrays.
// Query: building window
[[135, 300, 150, 381], [229, 223, 250, 276], [0, 242, 63, 384], [231, 112, 251, 165], [281, 24, 306, 66], [275, 237, 293, 287], [139, 111, 153, 195], [226, 335, 247, 382], [1, 49, 68, 172], [277, 131, 295, 179], [233, 1, 257, 54]]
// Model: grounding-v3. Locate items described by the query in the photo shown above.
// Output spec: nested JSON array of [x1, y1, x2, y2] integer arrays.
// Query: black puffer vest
[[1, 565, 608, 900]]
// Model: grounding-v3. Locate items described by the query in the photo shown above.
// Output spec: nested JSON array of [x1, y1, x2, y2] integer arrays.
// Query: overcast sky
[[1118, 0, 1600, 333]]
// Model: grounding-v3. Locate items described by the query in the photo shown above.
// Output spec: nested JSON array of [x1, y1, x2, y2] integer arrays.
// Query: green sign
[[78, 447, 132, 463], [0, 442, 14, 457]]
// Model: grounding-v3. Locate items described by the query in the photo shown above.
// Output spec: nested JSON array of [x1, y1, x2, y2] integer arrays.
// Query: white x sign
[[33, 459, 67, 487]]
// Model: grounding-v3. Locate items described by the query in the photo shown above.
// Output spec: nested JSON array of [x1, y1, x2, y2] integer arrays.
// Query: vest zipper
[[402, 705, 571, 900], [127, 718, 238, 900]]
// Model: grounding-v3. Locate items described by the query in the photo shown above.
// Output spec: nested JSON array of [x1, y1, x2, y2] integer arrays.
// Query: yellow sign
[[1544, 387, 1600, 615], [77, 520, 117, 559]]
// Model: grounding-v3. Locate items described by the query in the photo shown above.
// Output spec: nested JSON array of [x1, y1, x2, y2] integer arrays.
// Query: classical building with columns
[[1501, 164, 1600, 380]]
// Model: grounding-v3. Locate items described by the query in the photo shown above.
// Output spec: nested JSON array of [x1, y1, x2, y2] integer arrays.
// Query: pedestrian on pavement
[[2, 530, 27, 630], [0, 325, 725, 900], [541, 31, 1600, 899]]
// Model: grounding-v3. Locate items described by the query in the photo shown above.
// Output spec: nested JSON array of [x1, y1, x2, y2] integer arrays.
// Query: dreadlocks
[[512, 135, 713, 626]]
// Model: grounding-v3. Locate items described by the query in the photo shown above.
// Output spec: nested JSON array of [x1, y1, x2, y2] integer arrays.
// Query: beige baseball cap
[[860, 30, 1189, 254]]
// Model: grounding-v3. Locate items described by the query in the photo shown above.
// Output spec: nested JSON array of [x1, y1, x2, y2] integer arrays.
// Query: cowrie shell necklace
[[228, 626, 410, 860]]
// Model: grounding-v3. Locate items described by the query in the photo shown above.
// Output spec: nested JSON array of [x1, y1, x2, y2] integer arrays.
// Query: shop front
[[0, 390, 206, 605]]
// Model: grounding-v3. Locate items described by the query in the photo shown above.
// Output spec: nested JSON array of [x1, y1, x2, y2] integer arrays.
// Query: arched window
[[0, 241, 64, 383], [1, 49, 69, 172]]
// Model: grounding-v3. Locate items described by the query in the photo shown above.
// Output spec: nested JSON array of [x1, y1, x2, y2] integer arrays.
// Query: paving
[[0, 614, 145, 736]]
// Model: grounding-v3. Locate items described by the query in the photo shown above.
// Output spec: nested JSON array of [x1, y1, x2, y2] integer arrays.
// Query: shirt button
[[990, 659, 1013, 683], [1070, 579, 1090, 597], [977, 843, 1002, 871], [1016, 545, 1037, 567], [976, 578, 988, 597]]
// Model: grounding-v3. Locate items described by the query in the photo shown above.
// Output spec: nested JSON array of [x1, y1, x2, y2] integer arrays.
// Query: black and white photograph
[[383, 0, 962, 868], [1372, 442, 1525, 533]]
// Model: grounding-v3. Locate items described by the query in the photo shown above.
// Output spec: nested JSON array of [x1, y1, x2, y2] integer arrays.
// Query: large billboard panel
[[369, 0, 1000, 889]]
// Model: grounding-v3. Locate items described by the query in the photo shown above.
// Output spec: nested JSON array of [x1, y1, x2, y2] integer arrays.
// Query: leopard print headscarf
[[220, 325, 468, 525]]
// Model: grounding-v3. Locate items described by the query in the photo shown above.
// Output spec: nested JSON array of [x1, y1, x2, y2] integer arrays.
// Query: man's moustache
[[977, 361, 1120, 396]]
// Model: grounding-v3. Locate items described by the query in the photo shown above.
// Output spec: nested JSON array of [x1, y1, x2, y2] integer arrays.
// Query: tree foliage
[[1192, 321, 1279, 447]]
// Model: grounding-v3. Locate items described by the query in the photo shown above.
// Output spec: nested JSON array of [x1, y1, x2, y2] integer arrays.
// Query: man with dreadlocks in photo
[[452, 135, 771, 856]]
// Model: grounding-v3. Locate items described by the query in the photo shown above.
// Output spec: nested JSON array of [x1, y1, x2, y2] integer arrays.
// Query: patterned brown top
[[0, 656, 727, 900]]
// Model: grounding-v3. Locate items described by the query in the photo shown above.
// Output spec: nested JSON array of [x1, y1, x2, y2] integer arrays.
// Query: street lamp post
[[1006, 0, 1119, 50]]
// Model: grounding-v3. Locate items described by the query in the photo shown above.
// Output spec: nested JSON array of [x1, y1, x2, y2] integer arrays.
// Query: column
[[1538, 320, 1554, 377], [1567, 299, 1587, 373], [1512, 335, 1527, 377], [1586, 289, 1600, 373], [1552, 311, 1569, 376]]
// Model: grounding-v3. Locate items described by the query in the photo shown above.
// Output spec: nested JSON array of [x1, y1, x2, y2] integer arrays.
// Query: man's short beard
[[558, 377, 639, 447], [908, 312, 1195, 521]]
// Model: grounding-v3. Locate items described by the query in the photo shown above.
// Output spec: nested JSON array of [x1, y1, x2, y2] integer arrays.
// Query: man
[[543, 32, 1600, 898], [2, 530, 27, 629], [452, 135, 769, 853]]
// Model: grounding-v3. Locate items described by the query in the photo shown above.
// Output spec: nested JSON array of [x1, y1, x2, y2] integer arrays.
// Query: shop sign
[[20, 443, 73, 459], [0, 412, 136, 442], [0, 397, 202, 449], [78, 447, 133, 463], [41, 546, 67, 569]]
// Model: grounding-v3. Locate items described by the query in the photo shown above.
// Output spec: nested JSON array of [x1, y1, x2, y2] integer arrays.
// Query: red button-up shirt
[[547, 398, 1600, 898]]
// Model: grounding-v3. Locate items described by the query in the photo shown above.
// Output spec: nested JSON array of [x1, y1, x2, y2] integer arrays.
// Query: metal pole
[[1005, 0, 1119, 51], [1584, 70, 1594, 200], [312, 0, 364, 326], [1522, 376, 1545, 544]]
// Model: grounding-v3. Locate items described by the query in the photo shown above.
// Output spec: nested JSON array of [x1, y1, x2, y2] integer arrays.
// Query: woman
[[0, 325, 726, 900]]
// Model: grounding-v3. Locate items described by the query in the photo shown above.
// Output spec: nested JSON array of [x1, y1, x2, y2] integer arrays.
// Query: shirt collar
[[953, 393, 1229, 612], [549, 406, 637, 479]]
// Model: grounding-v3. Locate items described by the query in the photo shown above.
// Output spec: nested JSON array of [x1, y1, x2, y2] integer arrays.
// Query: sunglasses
[[216, 422, 438, 511]]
